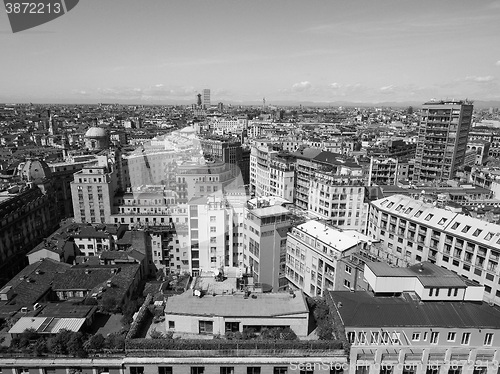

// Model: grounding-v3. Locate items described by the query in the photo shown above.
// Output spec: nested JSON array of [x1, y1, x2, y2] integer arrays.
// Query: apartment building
[[368, 157, 414, 186], [187, 194, 244, 276], [308, 170, 368, 233], [71, 165, 117, 224], [286, 220, 368, 297], [243, 197, 294, 291], [250, 143, 295, 200], [367, 194, 500, 304], [294, 148, 361, 210], [413, 100, 473, 183], [0, 184, 58, 287], [328, 261, 500, 374]]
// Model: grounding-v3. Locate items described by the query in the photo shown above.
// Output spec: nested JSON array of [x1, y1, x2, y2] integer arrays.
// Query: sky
[[1, 0, 500, 105]]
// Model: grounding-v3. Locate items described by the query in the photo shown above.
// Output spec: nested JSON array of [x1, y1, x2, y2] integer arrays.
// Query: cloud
[[496, 61, 500, 66], [379, 85, 396, 93], [329, 83, 341, 89], [465, 75, 495, 83], [291, 81, 312, 92]]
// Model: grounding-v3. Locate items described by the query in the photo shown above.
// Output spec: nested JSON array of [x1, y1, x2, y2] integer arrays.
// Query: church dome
[[85, 127, 107, 138], [19, 159, 52, 184]]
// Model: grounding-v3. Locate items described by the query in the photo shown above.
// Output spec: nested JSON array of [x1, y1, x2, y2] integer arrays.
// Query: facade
[[413, 100, 473, 183], [165, 273, 310, 338], [0, 185, 59, 287], [71, 165, 117, 224], [285, 220, 369, 297], [368, 157, 414, 186], [467, 139, 491, 166], [367, 194, 500, 305], [243, 198, 293, 291], [250, 143, 295, 200], [202, 88, 210, 109], [308, 170, 368, 233]]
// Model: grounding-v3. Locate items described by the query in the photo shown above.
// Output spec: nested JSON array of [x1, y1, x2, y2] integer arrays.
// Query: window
[[430, 331, 439, 344], [461, 332, 470, 345], [300, 371, 314, 374], [412, 332, 420, 341], [438, 218, 447, 225], [473, 229, 482, 237], [425, 214, 434, 221], [191, 368, 205, 374], [210, 216, 216, 222], [484, 333, 493, 346], [158, 368, 173, 374], [199, 320, 213, 334], [415, 210, 423, 218], [461, 225, 471, 233], [274, 368, 288, 374], [220, 368, 234, 374], [345, 265, 352, 274], [426, 367, 440, 374], [429, 288, 434, 296], [447, 332, 456, 342], [130, 368, 144, 374], [403, 366, 417, 374], [451, 222, 460, 230], [247, 368, 261, 374], [344, 279, 351, 288], [168, 321, 175, 329]]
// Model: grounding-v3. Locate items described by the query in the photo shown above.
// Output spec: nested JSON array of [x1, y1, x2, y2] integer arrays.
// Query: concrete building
[[308, 170, 368, 233], [285, 220, 369, 297], [243, 197, 294, 291], [367, 194, 500, 305], [250, 143, 295, 200], [164, 271, 310, 338], [202, 88, 210, 109], [328, 261, 500, 374], [0, 184, 59, 287], [413, 100, 473, 183], [368, 157, 414, 186], [71, 164, 117, 224]]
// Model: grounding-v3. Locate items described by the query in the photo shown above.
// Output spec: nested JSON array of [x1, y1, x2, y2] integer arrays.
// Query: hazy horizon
[[1, 0, 500, 105]]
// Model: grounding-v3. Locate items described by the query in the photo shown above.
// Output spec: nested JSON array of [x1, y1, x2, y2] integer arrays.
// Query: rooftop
[[166, 290, 308, 318], [365, 261, 467, 288], [294, 220, 365, 252], [328, 291, 500, 329]]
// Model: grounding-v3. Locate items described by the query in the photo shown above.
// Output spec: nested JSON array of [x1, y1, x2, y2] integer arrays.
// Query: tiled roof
[[328, 291, 500, 329], [0, 258, 71, 310]]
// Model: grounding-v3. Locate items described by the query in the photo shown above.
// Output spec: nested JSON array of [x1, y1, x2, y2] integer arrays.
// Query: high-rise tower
[[202, 89, 210, 109], [413, 100, 473, 183]]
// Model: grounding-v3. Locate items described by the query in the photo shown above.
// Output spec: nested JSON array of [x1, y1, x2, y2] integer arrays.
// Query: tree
[[101, 297, 120, 314], [84, 333, 105, 352], [149, 328, 164, 339], [105, 333, 125, 350]]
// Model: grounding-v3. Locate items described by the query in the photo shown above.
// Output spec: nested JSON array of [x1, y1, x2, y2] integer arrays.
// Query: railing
[[125, 348, 345, 358]]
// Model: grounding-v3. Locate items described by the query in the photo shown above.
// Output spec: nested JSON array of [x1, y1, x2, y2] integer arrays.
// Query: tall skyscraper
[[413, 100, 473, 183], [202, 88, 210, 109]]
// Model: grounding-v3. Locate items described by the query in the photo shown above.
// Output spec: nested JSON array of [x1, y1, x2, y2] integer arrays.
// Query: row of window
[[130, 367, 320, 374]]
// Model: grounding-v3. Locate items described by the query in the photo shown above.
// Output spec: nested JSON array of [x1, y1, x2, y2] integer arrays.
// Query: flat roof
[[295, 220, 363, 252], [329, 291, 500, 329], [365, 261, 467, 288], [166, 291, 308, 318]]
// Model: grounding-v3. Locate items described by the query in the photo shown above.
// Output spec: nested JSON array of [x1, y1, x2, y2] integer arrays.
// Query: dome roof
[[85, 127, 108, 138], [19, 159, 51, 183]]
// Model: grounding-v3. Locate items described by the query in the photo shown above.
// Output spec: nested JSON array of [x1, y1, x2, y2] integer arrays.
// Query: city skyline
[[1, 0, 500, 104]]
